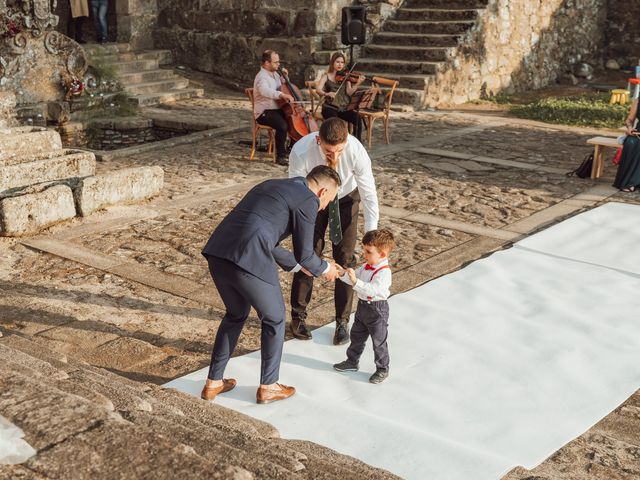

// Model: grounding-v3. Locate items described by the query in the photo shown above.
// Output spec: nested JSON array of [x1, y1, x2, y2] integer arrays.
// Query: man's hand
[[335, 264, 345, 277], [322, 262, 340, 281], [280, 93, 294, 103], [347, 268, 357, 285]]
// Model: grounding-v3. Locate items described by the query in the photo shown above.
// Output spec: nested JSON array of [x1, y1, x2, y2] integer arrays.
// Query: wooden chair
[[304, 80, 324, 124], [244, 88, 275, 162], [358, 76, 399, 149]]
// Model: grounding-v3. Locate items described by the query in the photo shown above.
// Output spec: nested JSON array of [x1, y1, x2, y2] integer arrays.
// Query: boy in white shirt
[[333, 229, 395, 384]]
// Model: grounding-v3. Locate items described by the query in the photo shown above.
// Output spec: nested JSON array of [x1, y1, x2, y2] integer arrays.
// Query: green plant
[[509, 93, 628, 128]]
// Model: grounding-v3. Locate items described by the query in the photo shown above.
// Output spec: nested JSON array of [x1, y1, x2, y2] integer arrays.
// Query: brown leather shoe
[[256, 383, 296, 404], [290, 317, 312, 340], [201, 378, 236, 401]]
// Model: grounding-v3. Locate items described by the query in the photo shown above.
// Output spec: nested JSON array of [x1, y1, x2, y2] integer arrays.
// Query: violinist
[[316, 52, 365, 142], [253, 50, 294, 166]]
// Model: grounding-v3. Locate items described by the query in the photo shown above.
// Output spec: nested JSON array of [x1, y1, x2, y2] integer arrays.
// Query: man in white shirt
[[289, 117, 379, 345], [253, 50, 293, 166]]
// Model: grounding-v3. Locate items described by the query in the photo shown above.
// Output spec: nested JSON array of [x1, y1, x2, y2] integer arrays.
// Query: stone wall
[[425, 0, 607, 106], [605, 0, 640, 66], [153, 0, 354, 86], [0, 92, 17, 129]]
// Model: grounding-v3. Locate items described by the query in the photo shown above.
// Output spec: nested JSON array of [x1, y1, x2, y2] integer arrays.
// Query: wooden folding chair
[[244, 88, 275, 162], [358, 76, 399, 149]]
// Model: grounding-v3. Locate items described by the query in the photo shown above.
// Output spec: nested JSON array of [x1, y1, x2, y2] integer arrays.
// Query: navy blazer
[[202, 177, 328, 285]]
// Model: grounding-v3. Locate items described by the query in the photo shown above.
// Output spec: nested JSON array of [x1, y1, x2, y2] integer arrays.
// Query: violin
[[276, 66, 319, 141], [335, 70, 369, 84]]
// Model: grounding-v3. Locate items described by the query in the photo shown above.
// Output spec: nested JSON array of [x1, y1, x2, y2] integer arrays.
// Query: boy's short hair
[[362, 228, 395, 254], [319, 117, 348, 145]]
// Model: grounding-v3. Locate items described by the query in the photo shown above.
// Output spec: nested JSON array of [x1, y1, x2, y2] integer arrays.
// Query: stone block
[[0, 185, 77, 237], [0, 127, 62, 165], [0, 151, 96, 192], [0, 92, 17, 128], [75, 166, 164, 216]]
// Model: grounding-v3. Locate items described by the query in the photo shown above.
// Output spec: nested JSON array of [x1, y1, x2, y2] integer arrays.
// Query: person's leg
[[321, 105, 339, 121], [345, 305, 369, 365], [289, 208, 328, 338], [90, 0, 101, 41], [367, 303, 390, 371], [338, 110, 362, 141], [98, 0, 108, 42], [331, 189, 360, 344], [256, 109, 289, 163], [206, 257, 251, 381], [75, 16, 86, 43]]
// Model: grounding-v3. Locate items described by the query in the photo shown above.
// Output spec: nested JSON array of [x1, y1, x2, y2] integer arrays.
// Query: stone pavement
[[1, 80, 639, 478]]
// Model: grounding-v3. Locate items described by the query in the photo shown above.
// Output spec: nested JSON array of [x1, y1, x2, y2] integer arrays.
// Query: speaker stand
[[349, 44, 354, 69]]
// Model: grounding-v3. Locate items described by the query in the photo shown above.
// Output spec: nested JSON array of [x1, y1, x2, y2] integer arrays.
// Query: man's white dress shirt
[[253, 67, 283, 118], [288, 131, 379, 233]]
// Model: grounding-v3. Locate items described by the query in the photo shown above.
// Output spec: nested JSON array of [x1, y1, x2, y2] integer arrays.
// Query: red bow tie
[[364, 264, 375, 271]]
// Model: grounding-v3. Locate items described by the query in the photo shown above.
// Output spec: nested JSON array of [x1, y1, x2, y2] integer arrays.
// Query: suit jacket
[[202, 177, 328, 285]]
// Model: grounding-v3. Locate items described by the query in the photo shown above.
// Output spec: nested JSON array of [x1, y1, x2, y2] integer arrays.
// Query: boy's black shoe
[[369, 368, 389, 384], [333, 359, 359, 372], [276, 156, 288, 166], [333, 321, 349, 345]]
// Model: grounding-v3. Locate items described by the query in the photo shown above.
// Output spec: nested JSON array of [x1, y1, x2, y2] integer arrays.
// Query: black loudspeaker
[[341, 6, 366, 45]]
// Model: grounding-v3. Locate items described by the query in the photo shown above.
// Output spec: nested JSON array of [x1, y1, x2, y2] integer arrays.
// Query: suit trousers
[[290, 188, 360, 323], [347, 299, 390, 370], [207, 256, 285, 385], [256, 109, 288, 158]]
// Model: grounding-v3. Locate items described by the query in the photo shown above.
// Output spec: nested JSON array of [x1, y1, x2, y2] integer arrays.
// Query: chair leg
[[591, 146, 600, 179], [269, 131, 276, 161], [367, 118, 377, 149], [250, 127, 257, 161], [383, 117, 390, 144]]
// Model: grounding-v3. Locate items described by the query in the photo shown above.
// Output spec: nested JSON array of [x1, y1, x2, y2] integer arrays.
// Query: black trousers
[[206, 256, 285, 385], [322, 106, 362, 141], [290, 188, 360, 323], [67, 15, 85, 42], [347, 299, 390, 370], [256, 109, 288, 158]]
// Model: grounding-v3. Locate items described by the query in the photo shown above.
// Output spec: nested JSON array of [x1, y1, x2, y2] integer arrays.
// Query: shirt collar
[[366, 258, 389, 270]]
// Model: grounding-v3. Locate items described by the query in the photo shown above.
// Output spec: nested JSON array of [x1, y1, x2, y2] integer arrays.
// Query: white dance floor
[[165, 202, 640, 479]]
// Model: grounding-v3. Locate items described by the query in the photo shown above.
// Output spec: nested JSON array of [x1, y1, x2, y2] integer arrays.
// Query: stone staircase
[[0, 126, 162, 236], [0, 327, 400, 479], [84, 43, 203, 107], [357, 0, 489, 109]]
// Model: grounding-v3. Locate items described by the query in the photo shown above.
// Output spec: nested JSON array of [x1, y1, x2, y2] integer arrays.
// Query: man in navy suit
[[201, 165, 342, 404]]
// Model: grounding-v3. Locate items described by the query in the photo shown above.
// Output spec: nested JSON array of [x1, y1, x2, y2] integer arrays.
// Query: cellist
[[253, 50, 294, 166]]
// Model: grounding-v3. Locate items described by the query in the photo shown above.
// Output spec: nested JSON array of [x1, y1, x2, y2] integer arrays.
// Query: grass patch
[[508, 93, 628, 128]]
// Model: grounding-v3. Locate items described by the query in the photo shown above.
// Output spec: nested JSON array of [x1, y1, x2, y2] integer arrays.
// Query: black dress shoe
[[369, 368, 389, 384], [333, 321, 349, 345], [290, 317, 312, 340], [276, 156, 289, 166]]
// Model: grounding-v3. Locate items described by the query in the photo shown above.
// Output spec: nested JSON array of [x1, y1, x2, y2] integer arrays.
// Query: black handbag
[[566, 153, 593, 178]]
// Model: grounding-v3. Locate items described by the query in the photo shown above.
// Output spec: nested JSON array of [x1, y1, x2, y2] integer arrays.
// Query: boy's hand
[[347, 268, 357, 285], [335, 264, 345, 276]]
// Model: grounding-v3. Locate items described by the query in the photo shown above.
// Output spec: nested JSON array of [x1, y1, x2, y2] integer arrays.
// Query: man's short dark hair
[[306, 165, 341, 189], [319, 117, 349, 145], [261, 50, 275, 64]]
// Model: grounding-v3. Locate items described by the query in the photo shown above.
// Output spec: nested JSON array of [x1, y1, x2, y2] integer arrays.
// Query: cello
[[276, 66, 319, 141]]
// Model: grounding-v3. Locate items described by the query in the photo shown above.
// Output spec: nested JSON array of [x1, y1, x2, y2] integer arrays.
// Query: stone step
[[406, 0, 488, 8], [391, 87, 427, 110], [117, 68, 179, 85], [383, 19, 475, 35], [364, 44, 451, 62], [372, 31, 461, 47], [0, 151, 95, 193], [124, 78, 190, 95], [131, 88, 204, 106], [112, 58, 161, 73], [355, 58, 441, 76], [93, 50, 173, 66], [0, 127, 62, 165], [396, 7, 480, 21], [83, 42, 132, 56], [358, 71, 433, 90]]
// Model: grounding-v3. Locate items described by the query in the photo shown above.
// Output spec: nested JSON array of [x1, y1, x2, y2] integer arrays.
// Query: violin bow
[[334, 62, 359, 98]]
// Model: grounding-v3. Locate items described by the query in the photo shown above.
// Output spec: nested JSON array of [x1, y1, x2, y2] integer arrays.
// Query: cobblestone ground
[[1, 74, 640, 477]]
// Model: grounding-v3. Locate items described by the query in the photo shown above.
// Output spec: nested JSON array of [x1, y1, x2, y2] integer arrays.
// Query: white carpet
[[165, 202, 640, 480], [0, 416, 36, 465]]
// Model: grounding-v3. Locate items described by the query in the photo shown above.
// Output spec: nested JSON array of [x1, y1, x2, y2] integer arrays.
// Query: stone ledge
[[74, 166, 164, 216], [0, 185, 77, 237], [0, 153, 96, 193], [0, 127, 62, 165]]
